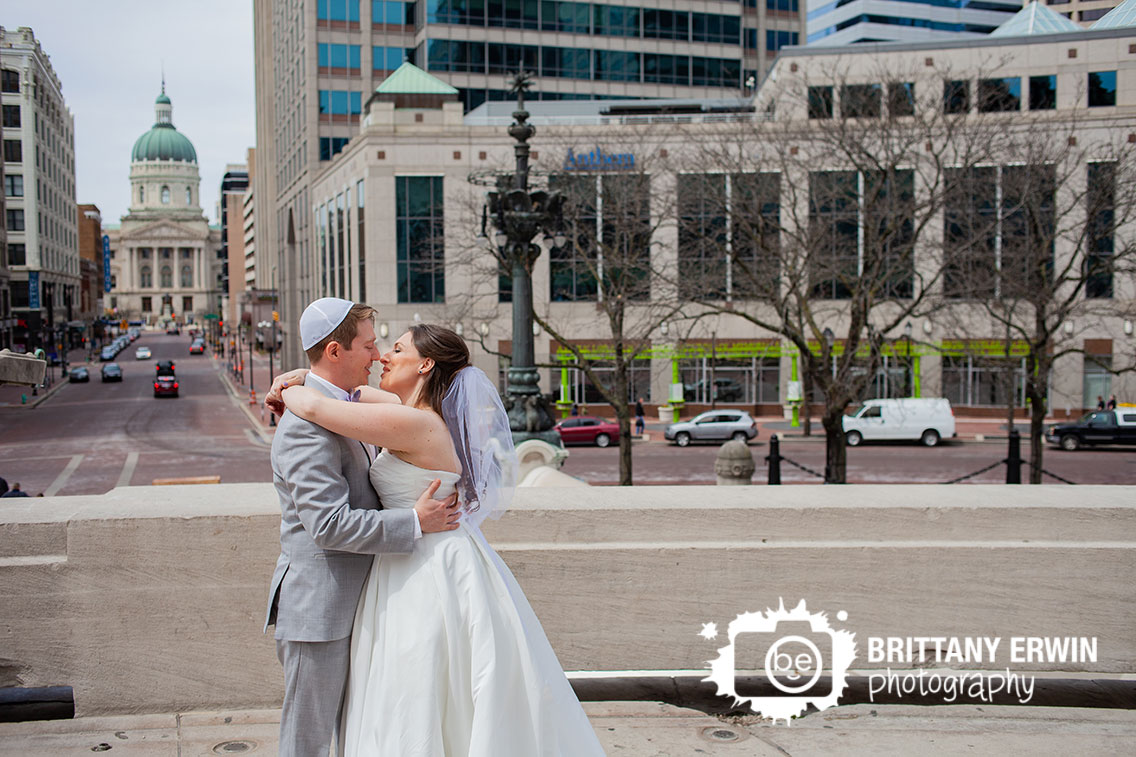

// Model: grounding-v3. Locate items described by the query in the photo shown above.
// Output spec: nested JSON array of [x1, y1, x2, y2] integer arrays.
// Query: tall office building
[[806, 0, 1022, 46], [220, 162, 249, 326], [254, 0, 805, 367], [1, 26, 80, 353]]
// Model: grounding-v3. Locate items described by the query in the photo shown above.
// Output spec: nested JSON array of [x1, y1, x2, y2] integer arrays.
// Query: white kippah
[[300, 297, 355, 350]]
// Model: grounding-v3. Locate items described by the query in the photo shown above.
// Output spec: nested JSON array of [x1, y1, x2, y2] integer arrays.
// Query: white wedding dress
[[339, 450, 605, 756]]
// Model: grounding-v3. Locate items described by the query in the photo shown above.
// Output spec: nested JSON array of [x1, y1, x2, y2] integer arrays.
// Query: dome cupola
[[131, 85, 197, 163]]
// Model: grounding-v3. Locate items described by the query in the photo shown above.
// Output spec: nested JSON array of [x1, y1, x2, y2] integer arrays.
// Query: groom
[[264, 297, 461, 757]]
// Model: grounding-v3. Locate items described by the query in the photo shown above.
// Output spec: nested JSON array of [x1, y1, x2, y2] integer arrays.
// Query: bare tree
[[940, 108, 1136, 482], [679, 59, 1002, 482]]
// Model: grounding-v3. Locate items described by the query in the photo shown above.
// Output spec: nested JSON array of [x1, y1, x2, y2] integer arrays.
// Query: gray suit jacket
[[264, 379, 416, 642]]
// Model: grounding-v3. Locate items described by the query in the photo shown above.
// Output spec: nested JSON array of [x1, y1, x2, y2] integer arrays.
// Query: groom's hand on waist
[[414, 479, 461, 533]]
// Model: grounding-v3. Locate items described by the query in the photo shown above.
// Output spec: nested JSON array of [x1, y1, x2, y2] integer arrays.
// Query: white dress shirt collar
[[307, 371, 352, 402]]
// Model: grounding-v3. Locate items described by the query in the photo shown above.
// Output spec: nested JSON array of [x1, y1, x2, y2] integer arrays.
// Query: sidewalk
[[213, 348, 280, 441], [0, 345, 93, 408], [0, 701, 1131, 755]]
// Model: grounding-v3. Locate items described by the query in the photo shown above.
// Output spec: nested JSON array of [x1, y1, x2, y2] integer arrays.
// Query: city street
[[0, 332, 272, 496], [4, 337, 1136, 494], [560, 433, 1136, 486]]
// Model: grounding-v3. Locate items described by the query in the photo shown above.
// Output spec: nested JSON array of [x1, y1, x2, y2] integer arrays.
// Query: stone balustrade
[[1, 484, 1133, 716]]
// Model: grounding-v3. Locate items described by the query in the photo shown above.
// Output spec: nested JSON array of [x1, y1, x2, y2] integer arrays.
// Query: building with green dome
[[105, 87, 222, 325]]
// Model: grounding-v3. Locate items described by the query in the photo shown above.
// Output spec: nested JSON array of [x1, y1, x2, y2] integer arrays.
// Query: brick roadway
[[0, 332, 273, 496], [559, 429, 1136, 485]]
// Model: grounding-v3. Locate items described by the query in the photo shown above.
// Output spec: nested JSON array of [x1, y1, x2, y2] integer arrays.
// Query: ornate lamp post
[[484, 72, 567, 445]]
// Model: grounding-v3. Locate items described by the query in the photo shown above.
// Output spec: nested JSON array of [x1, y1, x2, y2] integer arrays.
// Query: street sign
[[28, 271, 40, 309], [204, 313, 219, 320], [102, 235, 112, 293]]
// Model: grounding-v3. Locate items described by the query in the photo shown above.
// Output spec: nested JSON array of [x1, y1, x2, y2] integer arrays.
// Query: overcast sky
[[4, 1, 255, 226]]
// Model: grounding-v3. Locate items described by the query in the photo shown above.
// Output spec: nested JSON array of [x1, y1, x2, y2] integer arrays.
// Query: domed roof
[[131, 88, 197, 163]]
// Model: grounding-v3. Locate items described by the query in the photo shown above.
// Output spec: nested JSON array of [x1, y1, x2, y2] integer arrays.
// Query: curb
[[213, 361, 275, 445], [0, 371, 73, 409]]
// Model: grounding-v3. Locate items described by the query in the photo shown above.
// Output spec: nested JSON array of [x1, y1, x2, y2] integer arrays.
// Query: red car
[[555, 415, 620, 447], [153, 374, 179, 398]]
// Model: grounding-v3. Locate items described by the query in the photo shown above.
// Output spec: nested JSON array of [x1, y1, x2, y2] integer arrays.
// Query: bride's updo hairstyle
[[409, 324, 472, 415]]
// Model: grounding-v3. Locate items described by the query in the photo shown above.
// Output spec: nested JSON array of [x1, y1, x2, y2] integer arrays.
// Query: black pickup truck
[[1046, 408, 1136, 450]]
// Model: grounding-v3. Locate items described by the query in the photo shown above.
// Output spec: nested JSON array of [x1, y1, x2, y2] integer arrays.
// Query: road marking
[[117, 451, 140, 488], [244, 428, 270, 448], [44, 454, 84, 496]]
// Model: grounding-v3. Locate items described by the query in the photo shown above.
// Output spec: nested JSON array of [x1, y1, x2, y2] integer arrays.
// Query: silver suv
[[665, 410, 758, 447]]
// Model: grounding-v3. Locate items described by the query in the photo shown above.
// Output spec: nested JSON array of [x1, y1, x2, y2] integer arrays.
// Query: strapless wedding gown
[[338, 451, 605, 756]]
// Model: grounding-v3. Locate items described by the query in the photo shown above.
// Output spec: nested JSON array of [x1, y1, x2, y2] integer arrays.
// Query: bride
[[272, 323, 604, 757]]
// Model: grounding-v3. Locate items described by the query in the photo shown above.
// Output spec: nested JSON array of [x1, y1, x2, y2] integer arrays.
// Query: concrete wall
[[1, 484, 1133, 716]]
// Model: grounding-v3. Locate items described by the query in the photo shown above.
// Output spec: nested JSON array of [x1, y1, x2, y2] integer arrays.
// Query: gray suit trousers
[[277, 637, 351, 757]]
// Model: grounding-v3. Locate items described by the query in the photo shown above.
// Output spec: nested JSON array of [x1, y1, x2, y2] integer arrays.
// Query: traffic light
[[272, 311, 279, 322]]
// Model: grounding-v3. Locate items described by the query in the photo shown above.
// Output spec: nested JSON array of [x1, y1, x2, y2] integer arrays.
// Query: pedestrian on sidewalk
[[1107, 394, 1117, 410], [1, 482, 29, 498], [635, 397, 646, 436]]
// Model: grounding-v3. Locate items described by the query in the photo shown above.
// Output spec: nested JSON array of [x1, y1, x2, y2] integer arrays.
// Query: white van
[[842, 398, 956, 447]]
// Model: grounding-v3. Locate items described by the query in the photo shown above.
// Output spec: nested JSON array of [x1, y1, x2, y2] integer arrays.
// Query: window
[[396, 176, 445, 303], [841, 84, 881, 118], [765, 29, 798, 52], [692, 12, 740, 44], [140, 265, 153, 288], [318, 0, 361, 21], [161, 185, 171, 204], [943, 79, 970, 114], [942, 354, 1025, 407], [730, 172, 781, 300], [374, 46, 412, 71], [180, 265, 193, 287], [1088, 71, 1117, 107], [488, 43, 537, 75], [642, 53, 688, 85], [978, 77, 1021, 113], [4, 174, 23, 197], [944, 165, 1053, 299], [7, 243, 26, 266], [357, 179, 366, 302], [593, 4, 639, 37], [1086, 162, 1115, 298], [543, 47, 591, 79], [139, 186, 145, 203], [182, 296, 194, 312], [161, 266, 173, 288], [5, 208, 24, 231], [318, 43, 362, 69], [319, 137, 350, 160], [1029, 75, 1056, 110], [542, 1, 590, 32], [766, 0, 799, 12], [808, 86, 833, 119], [186, 187, 192, 204], [141, 296, 152, 312], [692, 57, 739, 88], [2, 104, 19, 127], [679, 174, 728, 299], [1083, 355, 1112, 408], [548, 174, 598, 302], [374, 0, 413, 24], [0, 69, 18, 93], [889, 82, 915, 117], [594, 50, 639, 81], [3, 139, 22, 163], [809, 172, 858, 299], [318, 90, 364, 114], [600, 174, 652, 301], [644, 8, 689, 40]]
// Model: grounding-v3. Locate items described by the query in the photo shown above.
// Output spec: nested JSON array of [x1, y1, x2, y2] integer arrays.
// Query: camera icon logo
[[703, 599, 856, 724]]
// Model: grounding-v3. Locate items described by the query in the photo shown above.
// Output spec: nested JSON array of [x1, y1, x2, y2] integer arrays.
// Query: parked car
[[842, 398, 956, 447], [1046, 408, 1136, 450], [101, 363, 123, 382], [555, 416, 621, 447], [100, 346, 117, 362], [153, 374, 179, 397], [189, 340, 205, 355], [68, 366, 90, 383], [135, 346, 152, 360], [665, 410, 758, 447], [683, 377, 744, 403]]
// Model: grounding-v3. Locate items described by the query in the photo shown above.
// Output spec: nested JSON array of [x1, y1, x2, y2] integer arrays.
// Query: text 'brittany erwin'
[[867, 636, 1099, 665]]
